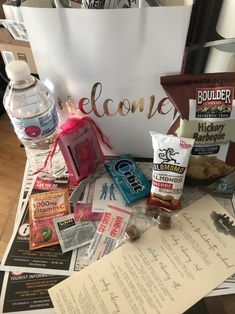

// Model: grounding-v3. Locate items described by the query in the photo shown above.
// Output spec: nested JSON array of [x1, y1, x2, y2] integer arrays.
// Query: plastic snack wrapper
[[84, 204, 132, 264], [156, 208, 174, 230], [161, 73, 235, 186], [150, 132, 194, 210], [29, 190, 71, 250], [124, 224, 141, 241]]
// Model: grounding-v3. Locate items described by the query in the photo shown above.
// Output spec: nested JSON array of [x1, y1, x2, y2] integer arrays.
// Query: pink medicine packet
[[74, 203, 103, 221]]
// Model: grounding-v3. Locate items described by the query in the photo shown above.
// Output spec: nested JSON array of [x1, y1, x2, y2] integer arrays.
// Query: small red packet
[[74, 203, 103, 221], [29, 189, 70, 250]]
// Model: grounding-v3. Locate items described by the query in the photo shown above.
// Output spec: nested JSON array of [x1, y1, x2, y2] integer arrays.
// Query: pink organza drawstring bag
[[39, 117, 112, 185]]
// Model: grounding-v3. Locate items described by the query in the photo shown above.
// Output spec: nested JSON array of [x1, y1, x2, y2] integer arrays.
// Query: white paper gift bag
[[21, 1, 191, 157]]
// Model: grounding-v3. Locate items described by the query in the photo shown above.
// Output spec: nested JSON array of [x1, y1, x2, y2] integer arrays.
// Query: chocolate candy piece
[[106, 155, 151, 204], [145, 196, 160, 218], [156, 209, 173, 230], [125, 224, 141, 241]]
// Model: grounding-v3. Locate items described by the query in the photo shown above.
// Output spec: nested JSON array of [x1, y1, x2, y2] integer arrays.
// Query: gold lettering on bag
[[131, 97, 145, 113], [58, 82, 174, 119]]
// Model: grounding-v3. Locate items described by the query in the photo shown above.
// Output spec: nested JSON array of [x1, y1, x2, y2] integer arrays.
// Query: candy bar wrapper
[[199, 170, 235, 198], [58, 118, 111, 186], [161, 73, 235, 186], [85, 204, 132, 263], [106, 155, 151, 204], [29, 190, 71, 250], [53, 214, 97, 253]]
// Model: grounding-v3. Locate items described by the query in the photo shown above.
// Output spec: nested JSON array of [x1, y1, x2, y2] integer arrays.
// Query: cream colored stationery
[[49, 195, 235, 314]]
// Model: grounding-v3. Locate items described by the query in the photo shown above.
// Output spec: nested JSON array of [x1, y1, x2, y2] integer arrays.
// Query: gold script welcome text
[[57, 82, 173, 119]]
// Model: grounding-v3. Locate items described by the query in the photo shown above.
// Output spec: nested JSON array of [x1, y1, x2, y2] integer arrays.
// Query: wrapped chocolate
[[161, 73, 235, 185], [156, 208, 173, 230], [125, 224, 141, 241]]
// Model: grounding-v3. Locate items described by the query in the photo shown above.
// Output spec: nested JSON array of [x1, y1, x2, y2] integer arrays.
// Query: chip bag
[[161, 73, 235, 185]]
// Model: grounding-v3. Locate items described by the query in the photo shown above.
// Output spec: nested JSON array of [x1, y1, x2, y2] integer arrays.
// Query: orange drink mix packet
[[29, 189, 70, 250]]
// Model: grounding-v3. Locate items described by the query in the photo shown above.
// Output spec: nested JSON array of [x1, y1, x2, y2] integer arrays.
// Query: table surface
[[0, 112, 234, 314]]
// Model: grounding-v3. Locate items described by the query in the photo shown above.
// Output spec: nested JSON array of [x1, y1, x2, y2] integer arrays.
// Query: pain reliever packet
[[53, 214, 97, 253]]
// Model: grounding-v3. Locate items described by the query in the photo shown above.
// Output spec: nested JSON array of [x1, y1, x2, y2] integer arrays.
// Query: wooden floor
[[0, 112, 26, 259]]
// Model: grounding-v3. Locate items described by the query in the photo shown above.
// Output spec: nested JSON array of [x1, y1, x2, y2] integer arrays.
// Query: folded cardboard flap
[[0, 27, 37, 74]]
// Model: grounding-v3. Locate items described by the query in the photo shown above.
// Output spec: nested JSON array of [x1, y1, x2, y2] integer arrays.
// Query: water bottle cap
[[5, 60, 31, 81]]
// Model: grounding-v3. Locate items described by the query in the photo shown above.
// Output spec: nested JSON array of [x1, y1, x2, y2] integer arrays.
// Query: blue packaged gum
[[106, 155, 151, 204]]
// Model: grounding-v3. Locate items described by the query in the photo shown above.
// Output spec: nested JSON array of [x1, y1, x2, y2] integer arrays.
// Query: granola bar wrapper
[[161, 73, 235, 186], [150, 132, 194, 210]]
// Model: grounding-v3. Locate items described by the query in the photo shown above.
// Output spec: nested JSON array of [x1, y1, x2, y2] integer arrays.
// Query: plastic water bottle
[[3, 60, 66, 178]]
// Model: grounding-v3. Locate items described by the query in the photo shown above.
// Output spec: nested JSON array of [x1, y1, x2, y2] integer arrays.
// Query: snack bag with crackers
[[150, 132, 194, 210], [161, 73, 235, 185]]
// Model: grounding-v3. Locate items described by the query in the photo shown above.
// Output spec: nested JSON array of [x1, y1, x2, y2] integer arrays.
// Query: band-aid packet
[[106, 155, 151, 204], [85, 204, 132, 263]]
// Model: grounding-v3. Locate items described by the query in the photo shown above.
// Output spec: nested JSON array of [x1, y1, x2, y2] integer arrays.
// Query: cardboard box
[[2, 1, 24, 21], [0, 1, 6, 19], [0, 27, 37, 74]]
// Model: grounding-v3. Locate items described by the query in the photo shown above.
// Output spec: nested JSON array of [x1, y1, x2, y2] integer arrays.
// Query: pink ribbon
[[34, 117, 112, 175]]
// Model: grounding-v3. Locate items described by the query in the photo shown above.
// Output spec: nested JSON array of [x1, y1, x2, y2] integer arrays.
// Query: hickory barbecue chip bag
[[161, 72, 235, 185]]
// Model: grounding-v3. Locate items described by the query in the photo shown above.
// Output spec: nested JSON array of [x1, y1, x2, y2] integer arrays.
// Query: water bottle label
[[12, 106, 58, 140]]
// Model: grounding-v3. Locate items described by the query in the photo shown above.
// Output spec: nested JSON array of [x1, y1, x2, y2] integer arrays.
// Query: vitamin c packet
[[29, 190, 70, 250]]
